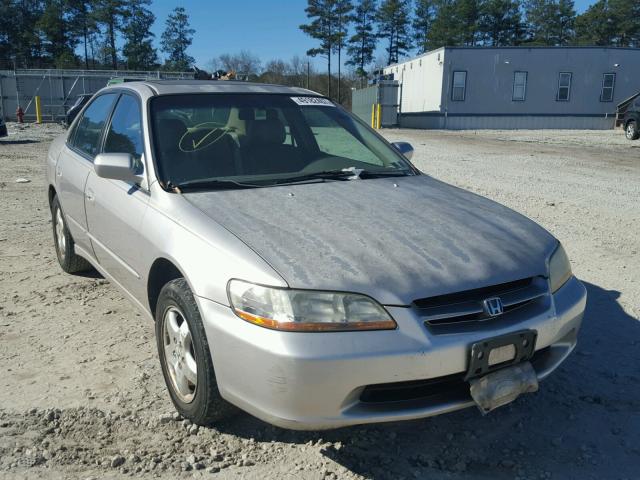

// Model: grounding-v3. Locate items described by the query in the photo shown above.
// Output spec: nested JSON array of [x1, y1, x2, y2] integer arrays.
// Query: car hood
[[184, 175, 556, 305]]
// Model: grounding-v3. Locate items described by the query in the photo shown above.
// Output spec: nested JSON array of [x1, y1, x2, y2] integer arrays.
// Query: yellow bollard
[[371, 104, 376, 129], [35, 96, 42, 124], [377, 103, 382, 129]]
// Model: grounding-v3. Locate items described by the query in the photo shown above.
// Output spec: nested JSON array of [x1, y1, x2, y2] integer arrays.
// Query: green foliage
[[160, 7, 195, 71], [478, 0, 523, 46], [300, 0, 353, 99], [524, 0, 575, 45], [122, 0, 158, 70], [413, 0, 436, 53], [37, 0, 79, 68], [376, 0, 412, 65], [93, 0, 129, 69], [575, 0, 640, 47], [346, 0, 378, 78]]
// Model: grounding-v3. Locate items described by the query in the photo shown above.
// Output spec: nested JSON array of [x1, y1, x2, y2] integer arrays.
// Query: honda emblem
[[482, 297, 504, 317]]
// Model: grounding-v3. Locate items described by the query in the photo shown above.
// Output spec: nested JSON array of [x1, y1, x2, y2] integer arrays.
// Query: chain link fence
[[0, 69, 194, 122]]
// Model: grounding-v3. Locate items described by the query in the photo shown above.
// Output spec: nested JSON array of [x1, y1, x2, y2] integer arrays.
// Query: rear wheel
[[51, 196, 92, 273], [625, 120, 639, 140], [155, 278, 237, 425]]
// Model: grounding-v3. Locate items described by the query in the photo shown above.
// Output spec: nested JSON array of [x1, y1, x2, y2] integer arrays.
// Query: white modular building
[[380, 46, 640, 129]]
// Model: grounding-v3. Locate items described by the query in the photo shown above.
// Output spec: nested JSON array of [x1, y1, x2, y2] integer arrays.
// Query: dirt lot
[[0, 123, 639, 480]]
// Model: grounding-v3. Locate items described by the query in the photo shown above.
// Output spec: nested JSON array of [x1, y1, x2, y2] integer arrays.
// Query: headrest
[[157, 118, 187, 137], [247, 118, 286, 145]]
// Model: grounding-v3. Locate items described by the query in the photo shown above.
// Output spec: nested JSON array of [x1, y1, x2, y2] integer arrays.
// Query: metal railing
[[0, 68, 195, 122]]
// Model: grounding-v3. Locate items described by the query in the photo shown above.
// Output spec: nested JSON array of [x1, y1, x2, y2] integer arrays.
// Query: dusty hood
[[184, 175, 556, 305]]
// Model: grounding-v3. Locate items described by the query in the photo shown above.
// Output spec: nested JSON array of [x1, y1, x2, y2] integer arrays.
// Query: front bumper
[[198, 276, 586, 430]]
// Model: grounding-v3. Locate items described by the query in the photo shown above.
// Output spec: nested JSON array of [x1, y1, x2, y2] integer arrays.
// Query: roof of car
[[112, 80, 321, 97]]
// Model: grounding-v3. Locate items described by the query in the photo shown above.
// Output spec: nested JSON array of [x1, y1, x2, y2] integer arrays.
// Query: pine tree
[[300, 0, 338, 98], [456, 0, 481, 45], [524, 0, 577, 45], [428, 0, 459, 48], [376, 0, 412, 65], [556, 0, 576, 45], [94, 0, 128, 69], [346, 0, 378, 82], [413, 0, 436, 53], [334, 0, 353, 103], [478, 0, 523, 46], [68, 0, 97, 69], [3, 0, 46, 68], [575, 0, 640, 47], [122, 0, 158, 70], [160, 7, 195, 71], [37, 0, 79, 68]]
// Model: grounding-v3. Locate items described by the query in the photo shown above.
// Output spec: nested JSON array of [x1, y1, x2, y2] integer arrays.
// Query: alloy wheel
[[162, 306, 198, 403]]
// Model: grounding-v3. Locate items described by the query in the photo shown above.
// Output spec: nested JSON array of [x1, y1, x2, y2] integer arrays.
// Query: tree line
[[301, 0, 640, 92], [0, 1, 196, 71]]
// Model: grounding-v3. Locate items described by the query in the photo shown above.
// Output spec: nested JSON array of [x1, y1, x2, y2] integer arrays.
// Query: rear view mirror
[[391, 141, 414, 160], [94, 153, 144, 184]]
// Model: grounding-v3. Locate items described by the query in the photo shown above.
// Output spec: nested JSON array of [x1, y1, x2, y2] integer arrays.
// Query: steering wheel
[[178, 122, 230, 153]]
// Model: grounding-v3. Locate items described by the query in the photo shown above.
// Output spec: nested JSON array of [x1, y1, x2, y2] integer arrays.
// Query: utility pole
[[306, 60, 310, 89]]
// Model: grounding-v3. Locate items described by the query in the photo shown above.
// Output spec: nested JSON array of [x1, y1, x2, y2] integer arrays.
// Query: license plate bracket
[[465, 330, 537, 381]]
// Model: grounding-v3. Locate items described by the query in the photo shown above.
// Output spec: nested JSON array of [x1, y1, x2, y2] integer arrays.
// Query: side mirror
[[94, 153, 144, 184], [391, 141, 414, 160]]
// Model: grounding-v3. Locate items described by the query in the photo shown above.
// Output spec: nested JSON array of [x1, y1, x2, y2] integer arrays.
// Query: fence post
[[377, 103, 382, 129], [371, 104, 376, 129], [35, 96, 42, 123]]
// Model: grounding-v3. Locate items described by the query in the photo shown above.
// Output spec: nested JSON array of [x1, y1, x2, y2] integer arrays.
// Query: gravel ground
[[0, 123, 639, 480]]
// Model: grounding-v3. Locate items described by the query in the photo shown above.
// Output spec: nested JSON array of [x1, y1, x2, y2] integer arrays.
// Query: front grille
[[414, 277, 547, 326], [360, 373, 468, 403]]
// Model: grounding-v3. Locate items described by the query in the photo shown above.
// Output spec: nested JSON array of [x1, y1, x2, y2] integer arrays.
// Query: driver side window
[[104, 94, 143, 160], [72, 93, 118, 159]]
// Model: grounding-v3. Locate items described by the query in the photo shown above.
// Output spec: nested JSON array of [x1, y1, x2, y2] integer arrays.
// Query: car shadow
[[212, 281, 640, 479], [0, 139, 40, 145]]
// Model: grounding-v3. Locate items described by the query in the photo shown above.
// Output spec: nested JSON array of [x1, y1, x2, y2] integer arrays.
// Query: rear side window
[[72, 93, 118, 158], [104, 94, 143, 160]]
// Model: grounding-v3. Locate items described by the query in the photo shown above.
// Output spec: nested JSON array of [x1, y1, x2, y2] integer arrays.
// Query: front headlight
[[548, 243, 572, 293], [227, 280, 396, 332]]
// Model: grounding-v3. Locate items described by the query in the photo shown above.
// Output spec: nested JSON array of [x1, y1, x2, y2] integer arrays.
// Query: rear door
[[84, 93, 150, 300], [57, 93, 118, 255]]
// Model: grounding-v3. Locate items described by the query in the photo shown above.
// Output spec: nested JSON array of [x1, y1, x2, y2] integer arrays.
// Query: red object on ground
[[16, 106, 24, 123]]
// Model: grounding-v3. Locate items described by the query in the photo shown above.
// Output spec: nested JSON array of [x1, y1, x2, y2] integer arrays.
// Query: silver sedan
[[46, 80, 586, 430]]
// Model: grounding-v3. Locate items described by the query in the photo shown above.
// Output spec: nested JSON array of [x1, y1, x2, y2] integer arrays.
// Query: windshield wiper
[[273, 167, 412, 185], [172, 178, 264, 191]]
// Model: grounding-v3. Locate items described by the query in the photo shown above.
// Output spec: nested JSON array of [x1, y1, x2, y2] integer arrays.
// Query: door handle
[[85, 189, 95, 202]]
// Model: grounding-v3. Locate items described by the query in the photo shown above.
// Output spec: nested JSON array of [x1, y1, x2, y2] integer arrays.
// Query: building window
[[557, 72, 572, 101], [451, 71, 467, 101], [600, 73, 616, 102], [512, 71, 527, 101]]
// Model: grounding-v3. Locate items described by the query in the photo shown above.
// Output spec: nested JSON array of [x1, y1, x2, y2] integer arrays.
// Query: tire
[[625, 120, 639, 140], [155, 278, 237, 425], [51, 196, 92, 274]]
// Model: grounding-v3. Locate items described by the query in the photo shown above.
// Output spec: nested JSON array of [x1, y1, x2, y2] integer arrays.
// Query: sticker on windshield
[[290, 96, 335, 107]]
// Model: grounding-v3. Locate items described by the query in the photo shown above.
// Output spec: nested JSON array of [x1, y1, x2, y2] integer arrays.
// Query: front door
[[84, 93, 149, 300]]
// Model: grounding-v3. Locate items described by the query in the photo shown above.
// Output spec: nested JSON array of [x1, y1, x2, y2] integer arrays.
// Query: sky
[[148, 0, 597, 70]]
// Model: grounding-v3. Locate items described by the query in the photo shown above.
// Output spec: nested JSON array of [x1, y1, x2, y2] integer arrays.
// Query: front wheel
[[155, 278, 237, 425], [625, 120, 639, 140]]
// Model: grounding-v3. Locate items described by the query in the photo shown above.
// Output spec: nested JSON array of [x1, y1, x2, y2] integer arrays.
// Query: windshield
[[149, 94, 414, 189]]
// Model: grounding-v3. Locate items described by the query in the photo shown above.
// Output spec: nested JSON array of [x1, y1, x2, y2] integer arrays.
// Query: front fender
[[139, 183, 287, 307]]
